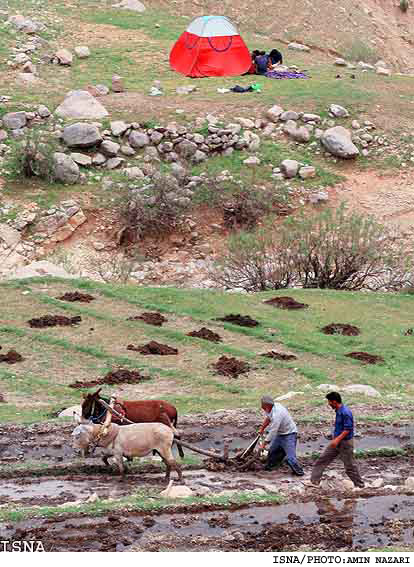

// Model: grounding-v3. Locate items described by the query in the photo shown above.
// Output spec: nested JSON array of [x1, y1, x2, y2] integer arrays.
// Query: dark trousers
[[311, 439, 364, 487], [267, 432, 304, 475]]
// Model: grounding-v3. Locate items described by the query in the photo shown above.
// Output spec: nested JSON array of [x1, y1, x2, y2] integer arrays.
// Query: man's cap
[[261, 395, 274, 405]]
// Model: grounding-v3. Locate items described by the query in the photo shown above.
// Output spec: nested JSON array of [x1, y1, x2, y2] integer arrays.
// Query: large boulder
[[321, 126, 360, 159], [113, 0, 146, 12], [2, 111, 27, 130], [62, 123, 102, 148], [343, 384, 380, 398], [55, 90, 109, 120], [52, 153, 80, 184]]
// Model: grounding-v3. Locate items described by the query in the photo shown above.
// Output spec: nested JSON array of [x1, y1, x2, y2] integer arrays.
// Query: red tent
[[170, 15, 252, 78]]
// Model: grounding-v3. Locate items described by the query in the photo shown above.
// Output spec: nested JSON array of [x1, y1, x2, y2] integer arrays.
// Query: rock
[[0, 224, 21, 248], [288, 42, 310, 52], [92, 153, 106, 166], [159, 481, 193, 499], [243, 156, 260, 167], [235, 117, 255, 129], [37, 105, 51, 118], [16, 72, 38, 86], [192, 150, 208, 163], [377, 67, 391, 76], [2, 111, 27, 130], [343, 384, 380, 397], [112, 75, 125, 93], [176, 85, 196, 95], [120, 145, 136, 156], [283, 120, 311, 143], [51, 210, 86, 242], [334, 58, 347, 67], [7, 15, 41, 34], [55, 90, 109, 120], [404, 477, 414, 491], [88, 84, 110, 97], [100, 140, 120, 157], [342, 479, 355, 491], [176, 140, 198, 159], [280, 159, 299, 178], [302, 113, 321, 123], [309, 191, 329, 204], [70, 153, 92, 166], [52, 153, 80, 184], [123, 166, 144, 179], [265, 105, 284, 123], [0, 130, 8, 142], [171, 163, 186, 180], [371, 478, 384, 488], [149, 87, 162, 96], [150, 131, 163, 145], [22, 61, 36, 74], [106, 157, 124, 169], [55, 49, 73, 66], [358, 61, 375, 71], [113, 0, 146, 12], [329, 104, 349, 118], [317, 384, 338, 392], [275, 391, 304, 401], [74, 46, 90, 59], [321, 126, 360, 159], [6, 261, 76, 280], [58, 405, 82, 418], [351, 120, 360, 129], [299, 165, 316, 179], [62, 123, 102, 148], [128, 131, 150, 149], [280, 110, 299, 122], [110, 121, 129, 137]]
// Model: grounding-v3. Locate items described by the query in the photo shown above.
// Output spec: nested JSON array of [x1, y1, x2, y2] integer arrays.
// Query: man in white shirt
[[258, 395, 304, 475]]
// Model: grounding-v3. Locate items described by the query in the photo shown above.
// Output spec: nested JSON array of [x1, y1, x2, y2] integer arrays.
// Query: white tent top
[[186, 15, 239, 37]]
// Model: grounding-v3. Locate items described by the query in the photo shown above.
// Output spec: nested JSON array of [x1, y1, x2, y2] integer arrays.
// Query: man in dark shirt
[[311, 392, 364, 488]]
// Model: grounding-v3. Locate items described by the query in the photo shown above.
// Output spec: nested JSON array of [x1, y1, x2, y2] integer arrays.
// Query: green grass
[[0, 489, 283, 522]]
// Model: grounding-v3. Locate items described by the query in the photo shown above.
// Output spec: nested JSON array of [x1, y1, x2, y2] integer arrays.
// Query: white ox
[[71, 422, 183, 482]]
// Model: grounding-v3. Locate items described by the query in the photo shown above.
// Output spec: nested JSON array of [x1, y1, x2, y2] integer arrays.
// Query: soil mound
[[212, 355, 250, 378], [187, 328, 222, 342], [57, 292, 95, 303], [127, 312, 168, 326], [28, 315, 82, 328], [0, 349, 24, 364], [216, 314, 259, 327], [345, 352, 384, 365], [264, 296, 308, 310], [321, 323, 360, 336], [127, 341, 178, 355], [69, 368, 150, 388], [261, 351, 297, 361]]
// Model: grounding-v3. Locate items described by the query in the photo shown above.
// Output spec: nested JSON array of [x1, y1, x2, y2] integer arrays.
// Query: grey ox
[[71, 422, 183, 482]]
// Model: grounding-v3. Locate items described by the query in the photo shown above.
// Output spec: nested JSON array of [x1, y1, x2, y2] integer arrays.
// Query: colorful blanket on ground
[[265, 70, 308, 79]]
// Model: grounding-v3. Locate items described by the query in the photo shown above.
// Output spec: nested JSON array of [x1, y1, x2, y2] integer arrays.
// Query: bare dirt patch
[[127, 313, 168, 327], [261, 351, 297, 361], [212, 356, 251, 378], [0, 348, 24, 364], [28, 315, 82, 328], [69, 368, 151, 389], [57, 292, 95, 303], [345, 352, 385, 365], [127, 341, 178, 355], [215, 314, 259, 327], [321, 323, 361, 336], [187, 328, 222, 343], [264, 297, 309, 310]]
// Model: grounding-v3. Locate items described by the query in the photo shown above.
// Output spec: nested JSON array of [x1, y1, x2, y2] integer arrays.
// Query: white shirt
[[265, 403, 297, 442]]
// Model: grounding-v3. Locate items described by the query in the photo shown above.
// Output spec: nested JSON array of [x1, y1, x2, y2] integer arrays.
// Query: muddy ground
[[1, 411, 414, 551]]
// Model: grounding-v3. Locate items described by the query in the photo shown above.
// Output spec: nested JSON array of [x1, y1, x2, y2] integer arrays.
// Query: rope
[[207, 36, 233, 53]]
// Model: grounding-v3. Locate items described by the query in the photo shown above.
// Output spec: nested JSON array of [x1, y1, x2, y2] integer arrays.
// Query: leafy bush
[[212, 205, 413, 291], [121, 173, 190, 242], [400, 0, 409, 12]]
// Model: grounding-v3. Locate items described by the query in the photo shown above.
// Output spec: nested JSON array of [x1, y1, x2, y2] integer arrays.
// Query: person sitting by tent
[[255, 51, 270, 75], [269, 48, 283, 67], [246, 49, 261, 74]]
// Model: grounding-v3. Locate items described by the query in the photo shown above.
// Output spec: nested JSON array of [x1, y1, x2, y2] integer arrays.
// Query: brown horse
[[81, 389, 184, 458]]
